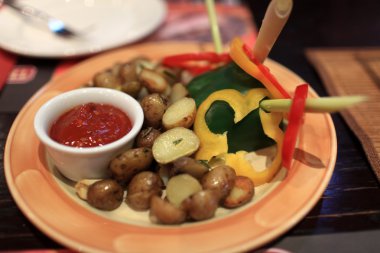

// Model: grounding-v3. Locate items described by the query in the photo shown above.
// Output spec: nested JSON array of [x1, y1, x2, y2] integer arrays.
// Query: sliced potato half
[[152, 127, 200, 164], [169, 82, 189, 104], [166, 174, 202, 207], [140, 68, 168, 93], [163, 97, 196, 130]]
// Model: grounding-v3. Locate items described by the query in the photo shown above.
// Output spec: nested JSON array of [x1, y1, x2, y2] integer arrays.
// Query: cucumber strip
[[205, 0, 223, 54], [260, 96, 367, 113]]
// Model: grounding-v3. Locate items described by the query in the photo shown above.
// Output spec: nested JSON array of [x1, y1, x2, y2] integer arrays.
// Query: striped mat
[[306, 48, 380, 181]]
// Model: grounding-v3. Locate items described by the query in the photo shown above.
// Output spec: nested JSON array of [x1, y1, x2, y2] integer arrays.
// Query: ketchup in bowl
[[50, 103, 132, 147]]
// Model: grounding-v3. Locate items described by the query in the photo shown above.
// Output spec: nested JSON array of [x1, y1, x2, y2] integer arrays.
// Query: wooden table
[[1, 0, 380, 252]]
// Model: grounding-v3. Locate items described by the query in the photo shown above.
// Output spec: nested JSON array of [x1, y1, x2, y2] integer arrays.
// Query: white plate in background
[[0, 0, 167, 58]]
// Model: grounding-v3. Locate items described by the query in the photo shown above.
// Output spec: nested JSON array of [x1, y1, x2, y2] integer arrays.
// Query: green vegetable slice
[[205, 101, 235, 134], [188, 62, 264, 107], [205, 99, 276, 153], [227, 108, 276, 153]]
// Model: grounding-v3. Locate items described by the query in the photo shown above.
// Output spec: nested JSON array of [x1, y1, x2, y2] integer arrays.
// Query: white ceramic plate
[[0, 0, 167, 58]]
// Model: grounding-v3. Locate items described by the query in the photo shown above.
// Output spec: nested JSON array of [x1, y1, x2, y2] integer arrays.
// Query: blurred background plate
[[0, 0, 167, 58]]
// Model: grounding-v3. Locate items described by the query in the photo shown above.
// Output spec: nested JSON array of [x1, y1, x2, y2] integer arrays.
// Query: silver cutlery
[[2, 0, 77, 37]]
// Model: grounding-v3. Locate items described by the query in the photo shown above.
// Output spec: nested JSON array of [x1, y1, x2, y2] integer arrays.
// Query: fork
[[2, 0, 77, 37]]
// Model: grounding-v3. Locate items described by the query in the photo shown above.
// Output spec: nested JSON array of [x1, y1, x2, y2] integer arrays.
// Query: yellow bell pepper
[[194, 88, 284, 186], [229, 37, 290, 99]]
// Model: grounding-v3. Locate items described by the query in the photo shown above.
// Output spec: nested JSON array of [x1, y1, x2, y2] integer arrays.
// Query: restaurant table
[[1, 0, 380, 252]]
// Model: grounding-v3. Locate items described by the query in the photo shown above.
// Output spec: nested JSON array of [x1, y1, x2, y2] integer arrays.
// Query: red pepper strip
[[282, 84, 309, 169], [162, 52, 231, 75], [186, 65, 214, 75], [162, 52, 230, 65], [242, 44, 291, 99]]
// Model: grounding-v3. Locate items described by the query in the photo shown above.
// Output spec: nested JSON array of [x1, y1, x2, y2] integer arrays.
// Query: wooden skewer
[[253, 0, 293, 63]]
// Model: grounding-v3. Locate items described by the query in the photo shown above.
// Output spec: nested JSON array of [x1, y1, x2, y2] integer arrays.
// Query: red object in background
[[7, 65, 38, 84], [147, 3, 257, 46], [282, 84, 309, 169], [0, 50, 17, 90], [50, 103, 132, 148]]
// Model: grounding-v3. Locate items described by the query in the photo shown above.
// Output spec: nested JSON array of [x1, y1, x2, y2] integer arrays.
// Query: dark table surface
[[1, 0, 380, 252]]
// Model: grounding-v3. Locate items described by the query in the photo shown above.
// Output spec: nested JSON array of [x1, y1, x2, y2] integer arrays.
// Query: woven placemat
[[306, 48, 380, 181]]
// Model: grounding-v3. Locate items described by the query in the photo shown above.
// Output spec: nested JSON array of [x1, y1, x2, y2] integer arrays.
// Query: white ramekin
[[34, 87, 144, 182]]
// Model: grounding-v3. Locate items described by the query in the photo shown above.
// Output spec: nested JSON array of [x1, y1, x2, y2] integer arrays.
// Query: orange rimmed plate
[[4, 42, 337, 253]]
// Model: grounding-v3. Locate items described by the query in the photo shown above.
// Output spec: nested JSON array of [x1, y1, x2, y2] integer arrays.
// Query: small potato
[[183, 190, 219, 221], [155, 65, 181, 85], [109, 147, 153, 184], [180, 69, 194, 85], [93, 71, 122, 89], [119, 62, 139, 82], [208, 156, 226, 169], [172, 157, 209, 179], [223, 176, 255, 208], [135, 127, 161, 148], [137, 87, 149, 100], [169, 82, 189, 104], [120, 81, 142, 98], [140, 93, 168, 128], [75, 179, 100, 200], [152, 127, 200, 164], [156, 163, 172, 185], [126, 171, 164, 211], [133, 57, 156, 74], [201, 165, 236, 200], [139, 68, 169, 94], [149, 196, 187, 224], [87, 179, 124, 211], [162, 85, 172, 99], [162, 97, 196, 130], [111, 62, 123, 76], [166, 174, 202, 207]]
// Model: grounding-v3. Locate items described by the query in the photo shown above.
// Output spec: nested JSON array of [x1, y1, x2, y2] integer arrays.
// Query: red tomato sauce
[[50, 103, 132, 147]]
